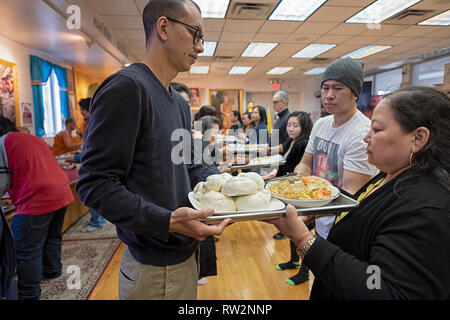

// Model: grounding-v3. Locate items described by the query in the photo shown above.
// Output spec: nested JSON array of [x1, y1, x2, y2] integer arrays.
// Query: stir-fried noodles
[[268, 176, 333, 200]]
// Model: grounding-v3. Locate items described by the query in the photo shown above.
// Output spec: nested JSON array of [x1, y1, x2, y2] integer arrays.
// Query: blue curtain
[[29, 55, 70, 137]]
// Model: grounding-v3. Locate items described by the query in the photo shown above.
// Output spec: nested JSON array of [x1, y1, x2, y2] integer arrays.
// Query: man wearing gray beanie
[[292, 57, 378, 244], [321, 57, 364, 99]]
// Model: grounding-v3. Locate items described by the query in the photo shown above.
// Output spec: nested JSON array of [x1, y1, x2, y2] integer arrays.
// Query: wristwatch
[[296, 234, 317, 260]]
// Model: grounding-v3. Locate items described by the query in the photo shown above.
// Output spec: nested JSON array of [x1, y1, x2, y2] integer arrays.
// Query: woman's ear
[[411, 126, 430, 153]]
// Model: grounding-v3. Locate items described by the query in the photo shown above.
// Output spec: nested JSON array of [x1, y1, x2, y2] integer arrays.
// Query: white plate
[[188, 191, 285, 215], [266, 184, 341, 208], [249, 154, 284, 165]]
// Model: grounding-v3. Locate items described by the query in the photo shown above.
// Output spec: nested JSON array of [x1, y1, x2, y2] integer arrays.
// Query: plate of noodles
[[266, 175, 340, 208]]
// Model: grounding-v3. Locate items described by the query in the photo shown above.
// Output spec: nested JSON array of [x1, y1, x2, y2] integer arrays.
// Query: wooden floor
[[89, 221, 311, 300]]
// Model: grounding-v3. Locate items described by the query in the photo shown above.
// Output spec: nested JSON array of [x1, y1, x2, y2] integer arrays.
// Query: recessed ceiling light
[[241, 42, 278, 58], [193, 0, 230, 18], [303, 67, 327, 75], [346, 0, 421, 24], [269, 0, 327, 21], [229, 66, 253, 75], [418, 9, 450, 26], [266, 67, 294, 75], [341, 45, 392, 59], [199, 42, 217, 57], [190, 66, 210, 74], [292, 44, 336, 58]]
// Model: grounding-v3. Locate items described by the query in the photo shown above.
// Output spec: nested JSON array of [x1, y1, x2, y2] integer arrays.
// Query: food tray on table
[[230, 159, 286, 170], [191, 191, 359, 224]]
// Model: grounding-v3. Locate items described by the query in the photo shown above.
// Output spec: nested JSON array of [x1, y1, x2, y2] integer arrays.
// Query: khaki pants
[[118, 246, 199, 300]]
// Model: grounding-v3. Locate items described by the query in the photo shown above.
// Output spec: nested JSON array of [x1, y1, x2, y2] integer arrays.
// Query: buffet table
[[5, 166, 89, 233]]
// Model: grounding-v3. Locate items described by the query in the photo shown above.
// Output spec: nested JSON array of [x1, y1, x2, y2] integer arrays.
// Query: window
[[411, 55, 450, 87], [42, 70, 63, 136], [374, 68, 402, 95]]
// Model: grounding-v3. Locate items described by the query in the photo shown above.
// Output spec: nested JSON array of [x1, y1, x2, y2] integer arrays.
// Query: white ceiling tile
[[204, 19, 226, 32], [293, 22, 340, 34], [220, 32, 255, 42], [328, 23, 368, 35], [87, 0, 140, 15], [101, 15, 143, 29], [391, 25, 445, 37], [223, 19, 265, 33], [259, 21, 303, 34], [114, 29, 146, 40], [307, 6, 362, 22], [253, 33, 289, 42]]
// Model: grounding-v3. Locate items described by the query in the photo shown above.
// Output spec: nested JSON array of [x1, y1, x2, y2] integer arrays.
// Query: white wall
[[0, 34, 72, 134]]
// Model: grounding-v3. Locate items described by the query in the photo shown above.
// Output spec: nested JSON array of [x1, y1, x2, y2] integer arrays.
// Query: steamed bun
[[235, 190, 271, 211], [238, 172, 265, 190], [193, 181, 207, 199], [221, 177, 258, 197], [205, 174, 228, 192], [200, 191, 236, 212]]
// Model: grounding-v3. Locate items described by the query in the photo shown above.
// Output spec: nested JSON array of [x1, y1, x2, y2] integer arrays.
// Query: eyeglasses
[[272, 100, 282, 104], [166, 16, 204, 45]]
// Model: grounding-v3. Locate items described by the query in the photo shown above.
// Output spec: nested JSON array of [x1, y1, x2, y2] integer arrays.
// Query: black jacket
[[0, 207, 15, 299], [305, 169, 450, 299], [276, 138, 308, 177], [77, 63, 217, 266]]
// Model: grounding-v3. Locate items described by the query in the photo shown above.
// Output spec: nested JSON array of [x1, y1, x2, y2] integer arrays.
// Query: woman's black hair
[[253, 105, 267, 125], [0, 116, 19, 137], [383, 86, 450, 189], [199, 116, 221, 134], [232, 110, 242, 123], [288, 111, 313, 141]]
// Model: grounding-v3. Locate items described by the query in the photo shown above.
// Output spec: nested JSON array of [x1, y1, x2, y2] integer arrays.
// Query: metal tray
[[230, 160, 286, 170], [202, 193, 359, 224]]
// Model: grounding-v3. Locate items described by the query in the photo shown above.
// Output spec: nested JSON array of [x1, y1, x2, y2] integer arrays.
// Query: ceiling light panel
[[418, 9, 450, 26], [199, 42, 217, 56], [193, 0, 230, 18], [303, 67, 327, 75], [292, 44, 336, 58], [269, 0, 327, 21], [229, 66, 253, 74], [266, 67, 294, 75], [346, 0, 421, 24], [341, 45, 392, 59], [190, 66, 210, 74], [241, 42, 278, 57]]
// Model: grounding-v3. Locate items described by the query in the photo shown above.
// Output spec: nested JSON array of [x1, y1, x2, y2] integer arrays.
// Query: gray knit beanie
[[321, 58, 364, 97]]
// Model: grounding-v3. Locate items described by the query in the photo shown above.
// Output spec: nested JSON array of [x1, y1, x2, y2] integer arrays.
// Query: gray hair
[[274, 91, 289, 104]]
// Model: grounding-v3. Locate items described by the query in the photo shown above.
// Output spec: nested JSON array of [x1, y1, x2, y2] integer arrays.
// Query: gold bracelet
[[296, 234, 316, 260]]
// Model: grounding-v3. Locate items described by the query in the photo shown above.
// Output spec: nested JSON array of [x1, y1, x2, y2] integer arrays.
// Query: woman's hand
[[266, 204, 311, 244]]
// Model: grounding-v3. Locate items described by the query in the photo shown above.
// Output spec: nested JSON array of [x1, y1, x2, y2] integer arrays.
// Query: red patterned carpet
[[40, 213, 121, 300]]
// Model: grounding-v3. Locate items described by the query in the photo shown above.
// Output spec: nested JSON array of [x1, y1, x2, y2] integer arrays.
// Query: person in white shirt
[[295, 58, 378, 240]]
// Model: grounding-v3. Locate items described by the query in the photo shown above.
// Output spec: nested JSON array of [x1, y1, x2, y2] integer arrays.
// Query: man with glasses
[[262, 91, 292, 239], [77, 0, 230, 300]]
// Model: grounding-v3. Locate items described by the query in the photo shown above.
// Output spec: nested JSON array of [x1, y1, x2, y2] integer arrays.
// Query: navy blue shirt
[[77, 63, 216, 266]]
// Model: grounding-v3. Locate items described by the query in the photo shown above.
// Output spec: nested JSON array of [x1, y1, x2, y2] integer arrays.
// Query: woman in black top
[[269, 86, 450, 299], [229, 110, 242, 132], [264, 111, 314, 285]]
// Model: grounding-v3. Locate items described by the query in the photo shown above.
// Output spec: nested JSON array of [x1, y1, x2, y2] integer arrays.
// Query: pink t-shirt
[[5, 132, 74, 215]]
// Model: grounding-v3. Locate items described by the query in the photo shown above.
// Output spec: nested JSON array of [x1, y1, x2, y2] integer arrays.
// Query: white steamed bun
[[205, 174, 228, 192], [200, 191, 236, 212], [238, 172, 265, 190], [221, 176, 258, 197], [235, 190, 271, 211]]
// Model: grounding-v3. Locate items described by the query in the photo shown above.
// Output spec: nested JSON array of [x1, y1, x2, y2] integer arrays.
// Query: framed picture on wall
[[21, 102, 33, 125], [208, 89, 243, 129], [190, 88, 201, 107], [0, 58, 20, 126]]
